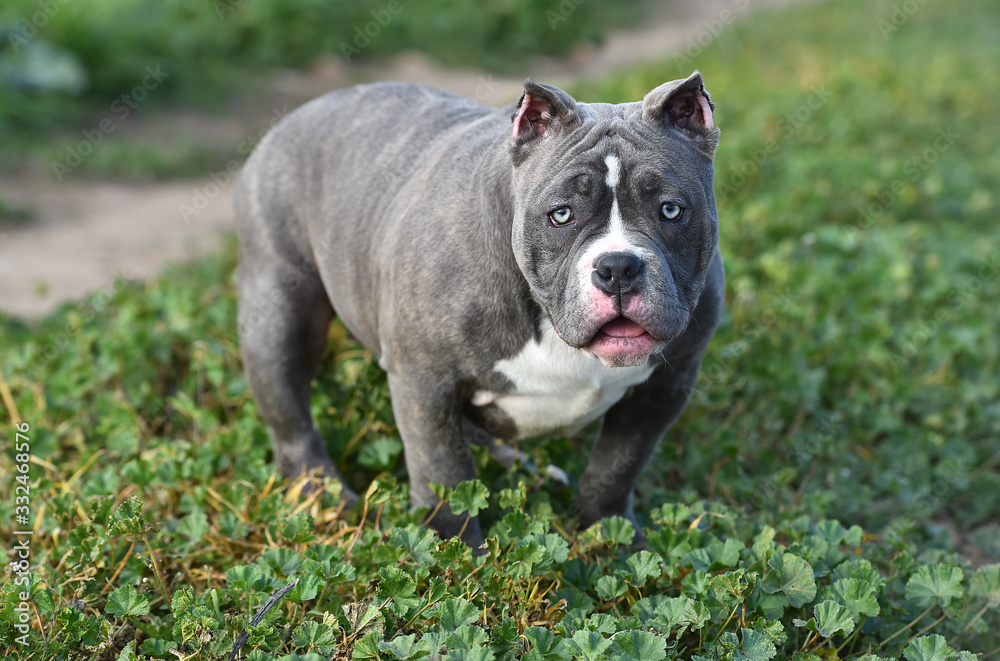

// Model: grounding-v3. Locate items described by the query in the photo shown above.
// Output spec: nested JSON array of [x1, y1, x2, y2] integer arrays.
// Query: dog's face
[[508, 72, 721, 367]]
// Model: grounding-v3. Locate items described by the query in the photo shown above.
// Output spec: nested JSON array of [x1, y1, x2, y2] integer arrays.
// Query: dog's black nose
[[592, 251, 643, 295]]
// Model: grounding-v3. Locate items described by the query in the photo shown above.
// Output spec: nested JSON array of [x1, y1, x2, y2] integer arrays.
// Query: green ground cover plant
[[1, 0, 999, 658]]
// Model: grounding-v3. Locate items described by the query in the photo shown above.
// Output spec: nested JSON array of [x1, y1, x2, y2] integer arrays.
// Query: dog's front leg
[[387, 370, 485, 550], [577, 350, 707, 539]]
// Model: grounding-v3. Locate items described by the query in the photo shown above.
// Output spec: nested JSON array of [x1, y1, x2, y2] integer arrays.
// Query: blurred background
[[1, 0, 999, 596], [0, 0, 723, 317]]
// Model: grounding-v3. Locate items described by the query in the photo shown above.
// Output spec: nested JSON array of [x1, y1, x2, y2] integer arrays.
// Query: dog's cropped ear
[[511, 79, 580, 163], [643, 71, 719, 156]]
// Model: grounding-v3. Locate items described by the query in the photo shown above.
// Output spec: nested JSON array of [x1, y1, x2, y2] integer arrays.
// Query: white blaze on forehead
[[602, 153, 627, 246], [604, 154, 620, 188]]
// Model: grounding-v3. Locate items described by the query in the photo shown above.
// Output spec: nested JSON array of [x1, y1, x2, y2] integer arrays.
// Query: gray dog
[[234, 71, 724, 548]]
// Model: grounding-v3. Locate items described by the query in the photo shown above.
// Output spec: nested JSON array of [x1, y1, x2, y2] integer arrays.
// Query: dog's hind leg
[[236, 250, 358, 507]]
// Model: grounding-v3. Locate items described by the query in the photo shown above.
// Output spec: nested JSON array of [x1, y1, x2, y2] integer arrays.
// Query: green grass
[[2, 0, 1000, 659]]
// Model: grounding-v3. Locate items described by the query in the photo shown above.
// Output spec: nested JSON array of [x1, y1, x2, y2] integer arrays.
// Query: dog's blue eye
[[661, 202, 684, 221], [549, 206, 574, 226]]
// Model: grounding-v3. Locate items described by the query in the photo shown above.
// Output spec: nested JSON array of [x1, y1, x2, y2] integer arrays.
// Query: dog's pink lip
[[597, 317, 648, 339], [585, 317, 660, 366]]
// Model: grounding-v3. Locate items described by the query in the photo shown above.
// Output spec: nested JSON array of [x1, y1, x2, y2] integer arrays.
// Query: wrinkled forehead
[[523, 102, 711, 190]]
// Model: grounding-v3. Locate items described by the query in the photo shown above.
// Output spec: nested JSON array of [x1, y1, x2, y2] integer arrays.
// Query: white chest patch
[[473, 320, 655, 439]]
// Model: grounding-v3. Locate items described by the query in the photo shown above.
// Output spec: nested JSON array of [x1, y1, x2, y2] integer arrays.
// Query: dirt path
[[0, 0, 807, 319]]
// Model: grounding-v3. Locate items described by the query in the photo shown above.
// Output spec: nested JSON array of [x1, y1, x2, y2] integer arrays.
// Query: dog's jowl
[[234, 72, 725, 548]]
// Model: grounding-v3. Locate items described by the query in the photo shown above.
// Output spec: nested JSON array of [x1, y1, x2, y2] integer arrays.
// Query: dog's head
[[508, 72, 721, 367]]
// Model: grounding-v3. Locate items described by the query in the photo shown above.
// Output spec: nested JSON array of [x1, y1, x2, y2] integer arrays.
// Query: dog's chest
[[472, 323, 655, 439]]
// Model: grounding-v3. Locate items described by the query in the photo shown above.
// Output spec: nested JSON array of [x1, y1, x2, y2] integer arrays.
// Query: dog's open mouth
[[597, 317, 648, 339], [585, 317, 660, 366]]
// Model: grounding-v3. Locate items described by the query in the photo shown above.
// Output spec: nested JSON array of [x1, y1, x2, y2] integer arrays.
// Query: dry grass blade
[[227, 578, 300, 661]]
